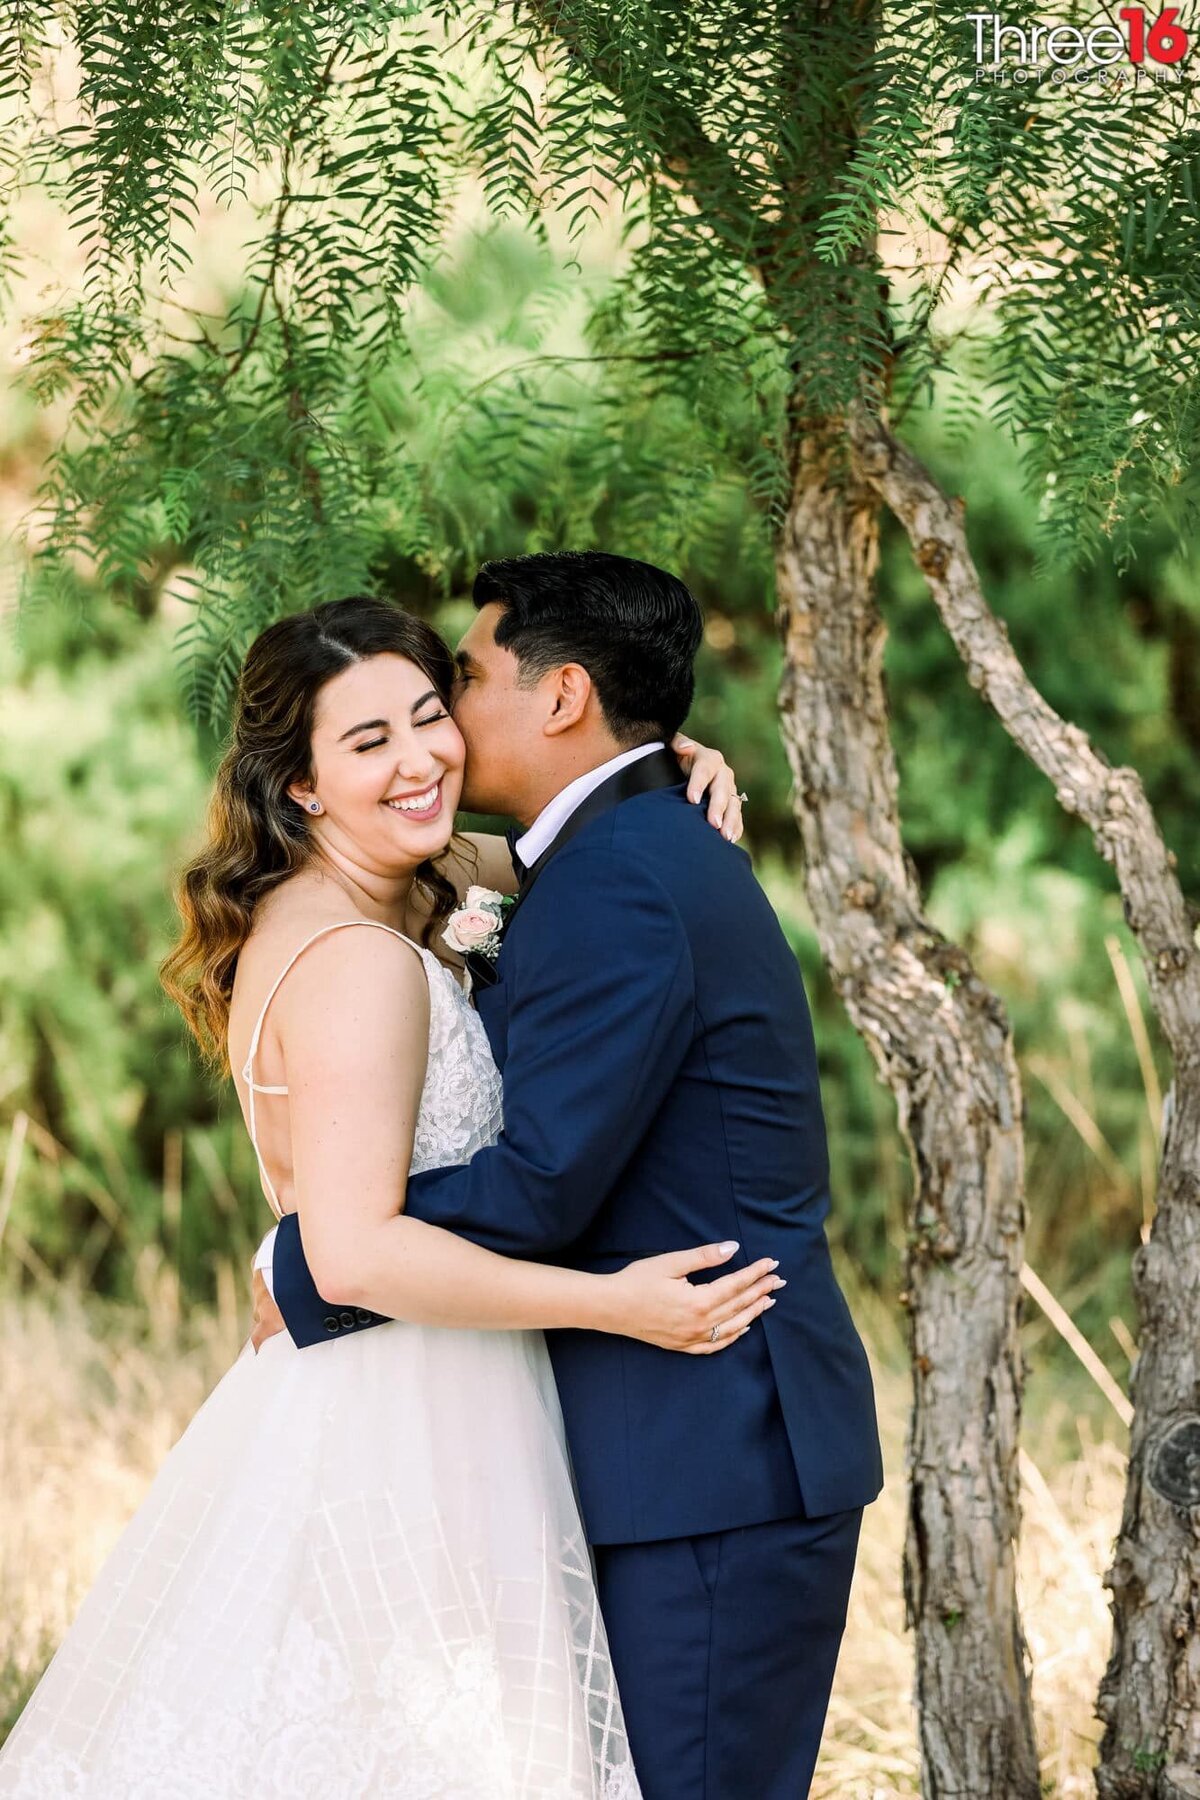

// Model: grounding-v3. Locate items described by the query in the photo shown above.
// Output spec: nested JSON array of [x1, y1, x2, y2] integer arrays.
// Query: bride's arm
[[271, 929, 778, 1352], [438, 832, 519, 900], [440, 734, 748, 903]]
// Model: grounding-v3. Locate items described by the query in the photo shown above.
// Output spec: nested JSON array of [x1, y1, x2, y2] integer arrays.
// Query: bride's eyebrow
[[337, 693, 440, 742]]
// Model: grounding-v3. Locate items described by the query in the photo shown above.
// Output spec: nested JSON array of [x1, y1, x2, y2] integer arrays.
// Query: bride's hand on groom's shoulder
[[603, 1243, 785, 1354], [672, 734, 747, 843]]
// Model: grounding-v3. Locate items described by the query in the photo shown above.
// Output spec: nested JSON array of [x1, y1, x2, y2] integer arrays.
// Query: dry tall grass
[[0, 1268, 242, 1740], [0, 1269, 1123, 1794]]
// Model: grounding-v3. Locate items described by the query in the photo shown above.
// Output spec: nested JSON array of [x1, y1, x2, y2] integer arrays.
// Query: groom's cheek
[[450, 693, 479, 760], [455, 715, 501, 810]]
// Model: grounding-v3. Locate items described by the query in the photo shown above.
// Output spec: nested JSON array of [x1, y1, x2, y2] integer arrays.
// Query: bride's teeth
[[388, 785, 438, 814]]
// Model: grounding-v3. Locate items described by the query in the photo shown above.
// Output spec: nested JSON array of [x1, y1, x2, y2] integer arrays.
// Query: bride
[[0, 596, 780, 1799]]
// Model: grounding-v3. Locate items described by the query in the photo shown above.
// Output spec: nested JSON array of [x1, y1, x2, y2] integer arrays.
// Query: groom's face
[[452, 603, 548, 819]]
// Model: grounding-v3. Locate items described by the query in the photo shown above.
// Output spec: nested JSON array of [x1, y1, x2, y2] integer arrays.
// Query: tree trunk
[[774, 427, 1041, 1799], [1099, 1073, 1200, 1800], [848, 406, 1200, 1799]]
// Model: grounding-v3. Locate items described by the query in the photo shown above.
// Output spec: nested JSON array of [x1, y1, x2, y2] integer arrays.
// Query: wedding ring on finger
[[737, 791, 749, 803], [709, 1323, 720, 1343]]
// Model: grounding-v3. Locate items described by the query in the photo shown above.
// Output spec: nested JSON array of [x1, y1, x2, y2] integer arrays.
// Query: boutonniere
[[442, 885, 515, 964]]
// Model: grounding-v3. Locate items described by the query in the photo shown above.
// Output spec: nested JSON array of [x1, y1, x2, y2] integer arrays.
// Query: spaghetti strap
[[240, 919, 426, 1220]]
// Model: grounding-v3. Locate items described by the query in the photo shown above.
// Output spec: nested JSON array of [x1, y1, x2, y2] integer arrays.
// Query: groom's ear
[[542, 662, 593, 737]]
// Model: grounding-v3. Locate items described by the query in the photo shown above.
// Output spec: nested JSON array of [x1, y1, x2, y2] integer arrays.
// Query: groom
[[262, 551, 883, 1797]]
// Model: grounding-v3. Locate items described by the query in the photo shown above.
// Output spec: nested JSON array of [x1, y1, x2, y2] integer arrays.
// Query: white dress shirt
[[513, 740, 665, 870], [254, 740, 667, 1305]]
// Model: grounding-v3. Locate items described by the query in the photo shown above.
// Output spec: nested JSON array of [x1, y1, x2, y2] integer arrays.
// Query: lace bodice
[[408, 945, 504, 1172], [241, 920, 503, 1217]]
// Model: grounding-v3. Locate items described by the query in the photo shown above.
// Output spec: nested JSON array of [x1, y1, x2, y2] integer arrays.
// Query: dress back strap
[[240, 919, 426, 1220]]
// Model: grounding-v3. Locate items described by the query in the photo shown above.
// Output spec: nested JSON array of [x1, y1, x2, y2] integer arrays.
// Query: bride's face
[[290, 653, 465, 873]]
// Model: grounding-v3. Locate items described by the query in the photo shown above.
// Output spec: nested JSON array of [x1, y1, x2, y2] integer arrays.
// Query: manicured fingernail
[[764, 1296, 776, 1307], [767, 1259, 780, 1270], [774, 1279, 787, 1289], [719, 1241, 739, 1256]]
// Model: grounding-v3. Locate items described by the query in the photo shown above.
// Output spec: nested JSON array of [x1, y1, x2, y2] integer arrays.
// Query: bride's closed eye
[[354, 712, 448, 750]]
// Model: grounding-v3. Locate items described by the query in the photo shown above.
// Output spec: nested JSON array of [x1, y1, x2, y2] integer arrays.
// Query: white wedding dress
[[0, 922, 639, 1800]]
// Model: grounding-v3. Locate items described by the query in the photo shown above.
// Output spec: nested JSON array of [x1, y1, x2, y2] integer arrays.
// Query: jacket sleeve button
[[323, 1316, 340, 1334]]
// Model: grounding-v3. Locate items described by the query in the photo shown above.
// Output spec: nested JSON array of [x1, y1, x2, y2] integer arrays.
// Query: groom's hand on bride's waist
[[250, 1267, 287, 1353]]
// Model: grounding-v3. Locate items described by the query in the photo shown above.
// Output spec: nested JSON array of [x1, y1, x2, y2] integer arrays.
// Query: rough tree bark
[[849, 405, 1200, 1800], [774, 426, 1042, 1799]]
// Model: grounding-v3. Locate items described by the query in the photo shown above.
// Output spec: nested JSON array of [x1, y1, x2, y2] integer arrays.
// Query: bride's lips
[[383, 780, 444, 824]]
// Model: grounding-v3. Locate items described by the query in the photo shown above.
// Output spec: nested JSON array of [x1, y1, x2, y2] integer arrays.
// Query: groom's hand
[[250, 1268, 287, 1353]]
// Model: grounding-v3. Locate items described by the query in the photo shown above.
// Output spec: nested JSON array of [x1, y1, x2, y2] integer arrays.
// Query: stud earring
[[308, 800, 322, 815]]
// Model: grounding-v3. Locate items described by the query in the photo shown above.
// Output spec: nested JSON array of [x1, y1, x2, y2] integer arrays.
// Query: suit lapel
[[508, 748, 683, 926], [463, 748, 683, 994]]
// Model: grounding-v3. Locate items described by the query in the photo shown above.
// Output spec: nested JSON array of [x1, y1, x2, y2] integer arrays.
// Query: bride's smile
[[287, 651, 466, 878], [383, 780, 441, 816]]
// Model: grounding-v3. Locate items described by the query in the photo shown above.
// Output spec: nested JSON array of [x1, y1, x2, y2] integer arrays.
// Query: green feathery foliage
[[2, 0, 1198, 715]]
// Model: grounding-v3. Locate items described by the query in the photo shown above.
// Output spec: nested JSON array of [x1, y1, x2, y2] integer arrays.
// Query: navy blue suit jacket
[[273, 757, 883, 1544]]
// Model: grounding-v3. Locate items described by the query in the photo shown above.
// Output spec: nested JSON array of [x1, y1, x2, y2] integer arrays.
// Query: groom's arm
[[271, 845, 695, 1343]]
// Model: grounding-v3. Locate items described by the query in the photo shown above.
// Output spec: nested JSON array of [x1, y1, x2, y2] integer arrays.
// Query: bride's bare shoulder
[[229, 879, 427, 1074], [234, 879, 350, 988]]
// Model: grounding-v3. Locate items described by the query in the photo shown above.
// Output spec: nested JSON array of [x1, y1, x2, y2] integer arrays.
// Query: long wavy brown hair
[[162, 597, 462, 1069]]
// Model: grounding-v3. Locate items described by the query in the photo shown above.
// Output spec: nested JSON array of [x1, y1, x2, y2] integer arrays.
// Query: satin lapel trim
[[504, 748, 684, 932]]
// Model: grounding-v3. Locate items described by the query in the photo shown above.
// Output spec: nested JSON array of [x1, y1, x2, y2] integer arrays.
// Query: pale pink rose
[[463, 884, 503, 910], [442, 908, 499, 955]]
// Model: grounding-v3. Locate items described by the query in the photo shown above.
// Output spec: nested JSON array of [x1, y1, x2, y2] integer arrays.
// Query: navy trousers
[[593, 1509, 862, 1800]]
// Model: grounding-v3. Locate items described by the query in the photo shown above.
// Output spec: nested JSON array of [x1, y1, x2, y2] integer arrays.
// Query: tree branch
[[226, 29, 355, 380], [849, 404, 1200, 1064]]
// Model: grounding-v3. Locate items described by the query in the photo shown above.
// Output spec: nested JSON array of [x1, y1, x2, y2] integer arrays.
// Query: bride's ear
[[543, 663, 592, 737], [287, 778, 318, 811]]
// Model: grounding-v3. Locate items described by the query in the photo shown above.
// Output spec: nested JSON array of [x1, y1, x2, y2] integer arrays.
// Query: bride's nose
[[394, 742, 438, 783]]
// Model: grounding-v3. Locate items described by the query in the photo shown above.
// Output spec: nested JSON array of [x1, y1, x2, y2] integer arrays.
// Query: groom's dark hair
[[473, 550, 703, 742]]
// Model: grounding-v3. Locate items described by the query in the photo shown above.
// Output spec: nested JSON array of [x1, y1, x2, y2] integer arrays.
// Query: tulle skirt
[[0, 1322, 638, 1799]]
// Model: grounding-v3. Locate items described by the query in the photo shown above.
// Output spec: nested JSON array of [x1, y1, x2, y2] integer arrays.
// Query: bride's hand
[[604, 1244, 784, 1354], [671, 733, 746, 842], [250, 1268, 287, 1353]]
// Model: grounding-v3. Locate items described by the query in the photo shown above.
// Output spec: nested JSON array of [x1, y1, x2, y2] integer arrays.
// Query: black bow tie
[[504, 823, 528, 887]]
